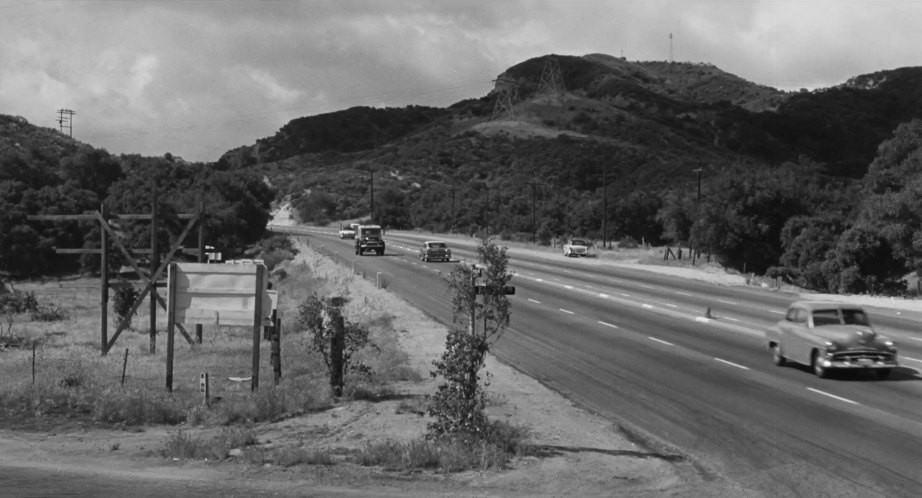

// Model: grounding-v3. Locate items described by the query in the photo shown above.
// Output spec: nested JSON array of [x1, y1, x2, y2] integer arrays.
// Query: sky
[[2, 0, 921, 163]]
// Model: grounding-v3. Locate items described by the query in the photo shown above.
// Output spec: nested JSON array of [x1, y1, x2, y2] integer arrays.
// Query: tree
[[295, 294, 374, 396], [428, 237, 513, 440]]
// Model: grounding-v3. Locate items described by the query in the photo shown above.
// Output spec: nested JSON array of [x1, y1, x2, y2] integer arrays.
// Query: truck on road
[[355, 224, 385, 256]]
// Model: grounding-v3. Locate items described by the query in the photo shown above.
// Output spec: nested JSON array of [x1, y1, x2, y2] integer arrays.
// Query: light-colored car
[[419, 241, 451, 262], [766, 301, 898, 379], [338, 226, 355, 239], [563, 238, 590, 257]]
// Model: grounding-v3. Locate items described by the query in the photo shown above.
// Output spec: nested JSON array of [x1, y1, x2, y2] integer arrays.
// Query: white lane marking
[[717, 299, 736, 305], [559, 308, 575, 315], [695, 317, 711, 323], [599, 293, 610, 299], [714, 357, 749, 370], [666, 303, 678, 308], [642, 304, 653, 309], [639, 284, 655, 290], [648, 336, 674, 346], [807, 388, 859, 406], [903, 356, 922, 363], [675, 291, 692, 297], [769, 310, 785, 315], [564, 285, 574, 290], [598, 321, 618, 329], [528, 298, 542, 304], [536, 278, 544, 283], [911, 338, 922, 342], [620, 293, 631, 297], [723, 316, 740, 322]]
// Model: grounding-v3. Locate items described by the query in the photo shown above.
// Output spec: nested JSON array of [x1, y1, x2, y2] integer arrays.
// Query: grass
[[355, 419, 532, 473], [0, 238, 533, 474]]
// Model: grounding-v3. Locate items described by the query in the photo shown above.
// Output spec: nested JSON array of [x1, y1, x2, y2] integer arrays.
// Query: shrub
[[112, 285, 139, 328]]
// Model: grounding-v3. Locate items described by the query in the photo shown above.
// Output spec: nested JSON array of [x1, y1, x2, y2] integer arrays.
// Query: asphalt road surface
[[284, 225, 922, 498]]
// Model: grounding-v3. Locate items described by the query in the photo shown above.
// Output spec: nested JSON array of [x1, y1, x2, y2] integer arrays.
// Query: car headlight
[[884, 340, 896, 349]]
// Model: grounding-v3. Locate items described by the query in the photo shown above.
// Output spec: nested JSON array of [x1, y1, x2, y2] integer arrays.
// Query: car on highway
[[563, 238, 591, 257], [338, 225, 356, 239], [419, 241, 451, 262], [766, 301, 898, 378]]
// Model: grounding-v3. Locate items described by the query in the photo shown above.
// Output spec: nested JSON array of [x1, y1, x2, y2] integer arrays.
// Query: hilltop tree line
[[288, 119, 922, 296], [1, 145, 274, 277]]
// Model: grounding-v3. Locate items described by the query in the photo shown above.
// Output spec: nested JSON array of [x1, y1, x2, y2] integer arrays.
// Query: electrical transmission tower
[[534, 58, 565, 98], [57, 108, 75, 137], [491, 77, 519, 121]]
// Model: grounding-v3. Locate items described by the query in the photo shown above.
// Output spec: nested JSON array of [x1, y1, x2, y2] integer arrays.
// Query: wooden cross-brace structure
[[29, 198, 204, 355]]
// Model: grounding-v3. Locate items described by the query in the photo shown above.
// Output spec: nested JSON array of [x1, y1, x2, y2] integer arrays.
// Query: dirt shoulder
[[0, 238, 760, 497]]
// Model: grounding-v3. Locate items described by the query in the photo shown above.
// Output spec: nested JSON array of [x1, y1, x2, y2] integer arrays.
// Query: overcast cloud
[[2, 0, 920, 163]]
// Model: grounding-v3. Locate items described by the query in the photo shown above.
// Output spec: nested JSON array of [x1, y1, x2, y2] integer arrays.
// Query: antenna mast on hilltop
[[57, 108, 75, 137], [491, 77, 519, 121], [669, 33, 674, 63], [534, 58, 565, 98]]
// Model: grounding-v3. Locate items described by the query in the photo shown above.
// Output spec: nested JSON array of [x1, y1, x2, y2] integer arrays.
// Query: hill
[[219, 55, 922, 226]]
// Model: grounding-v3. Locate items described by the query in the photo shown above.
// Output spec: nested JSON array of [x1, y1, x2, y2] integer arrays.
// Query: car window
[[812, 309, 841, 326], [571, 239, 587, 246], [786, 308, 798, 322], [430, 243, 446, 248], [795, 309, 808, 324], [841, 308, 870, 326]]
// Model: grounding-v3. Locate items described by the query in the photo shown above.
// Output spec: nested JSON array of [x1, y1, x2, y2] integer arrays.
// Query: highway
[[275, 225, 922, 498]]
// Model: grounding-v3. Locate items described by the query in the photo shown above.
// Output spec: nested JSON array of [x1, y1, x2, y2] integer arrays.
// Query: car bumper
[[818, 357, 898, 370]]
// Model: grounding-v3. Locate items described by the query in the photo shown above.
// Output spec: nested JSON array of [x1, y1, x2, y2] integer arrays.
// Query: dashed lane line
[[648, 336, 674, 346], [714, 357, 750, 370], [598, 321, 619, 329], [559, 308, 575, 315], [528, 298, 542, 304], [807, 388, 860, 406]]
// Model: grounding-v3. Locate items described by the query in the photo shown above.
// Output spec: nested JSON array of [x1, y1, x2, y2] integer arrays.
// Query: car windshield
[[363, 228, 381, 237], [428, 243, 446, 248], [812, 309, 842, 326], [571, 239, 587, 246], [841, 308, 871, 326]]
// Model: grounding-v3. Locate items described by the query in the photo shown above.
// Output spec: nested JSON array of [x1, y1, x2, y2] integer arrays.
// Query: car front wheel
[[771, 344, 786, 366], [812, 351, 828, 378]]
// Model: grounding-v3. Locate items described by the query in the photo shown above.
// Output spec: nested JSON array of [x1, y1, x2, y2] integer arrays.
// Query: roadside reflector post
[[200, 372, 210, 406]]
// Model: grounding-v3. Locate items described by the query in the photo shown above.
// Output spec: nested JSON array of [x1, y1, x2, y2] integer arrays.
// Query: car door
[[788, 308, 814, 364]]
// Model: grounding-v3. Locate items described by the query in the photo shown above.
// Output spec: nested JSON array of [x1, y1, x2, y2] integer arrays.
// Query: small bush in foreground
[[357, 420, 531, 472], [160, 427, 258, 461]]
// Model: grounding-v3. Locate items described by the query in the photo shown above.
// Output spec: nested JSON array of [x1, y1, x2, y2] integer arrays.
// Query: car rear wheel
[[812, 351, 828, 378], [771, 343, 786, 366]]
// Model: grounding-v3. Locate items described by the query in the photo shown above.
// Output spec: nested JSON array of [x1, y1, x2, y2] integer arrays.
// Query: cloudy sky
[[1, 0, 920, 163]]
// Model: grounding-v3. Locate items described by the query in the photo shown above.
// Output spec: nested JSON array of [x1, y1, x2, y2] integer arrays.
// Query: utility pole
[[528, 181, 541, 244], [368, 170, 374, 222], [692, 162, 703, 265], [57, 108, 75, 137], [601, 167, 608, 249]]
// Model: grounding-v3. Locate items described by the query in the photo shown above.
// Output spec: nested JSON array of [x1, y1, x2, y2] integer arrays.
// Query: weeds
[[160, 427, 258, 461], [356, 421, 530, 473]]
